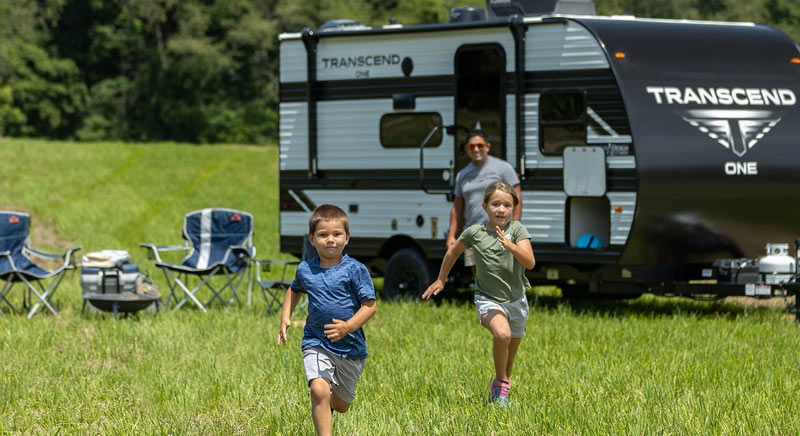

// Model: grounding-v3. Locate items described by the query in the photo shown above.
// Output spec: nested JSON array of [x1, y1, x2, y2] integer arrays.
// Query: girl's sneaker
[[489, 378, 510, 407]]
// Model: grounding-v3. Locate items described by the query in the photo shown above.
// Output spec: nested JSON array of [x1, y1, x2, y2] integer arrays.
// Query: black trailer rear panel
[[579, 18, 800, 266]]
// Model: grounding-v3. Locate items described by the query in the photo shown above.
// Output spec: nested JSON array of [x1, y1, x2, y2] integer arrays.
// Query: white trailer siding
[[316, 97, 454, 170], [278, 19, 638, 251], [524, 21, 609, 71], [521, 191, 567, 243], [279, 102, 308, 171], [314, 28, 516, 81], [607, 192, 636, 245], [281, 190, 451, 240], [280, 39, 306, 82]]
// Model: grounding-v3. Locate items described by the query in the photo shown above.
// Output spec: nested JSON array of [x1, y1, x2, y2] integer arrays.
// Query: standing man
[[447, 130, 522, 272]]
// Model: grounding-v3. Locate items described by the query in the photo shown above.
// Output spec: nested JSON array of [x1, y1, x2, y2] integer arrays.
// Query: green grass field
[[1, 139, 800, 435]]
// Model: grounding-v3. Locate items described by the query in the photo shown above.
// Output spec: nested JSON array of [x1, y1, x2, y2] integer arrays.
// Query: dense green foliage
[[0, 0, 798, 143]]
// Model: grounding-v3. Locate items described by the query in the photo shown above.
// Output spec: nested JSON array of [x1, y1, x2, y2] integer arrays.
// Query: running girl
[[422, 181, 535, 407]]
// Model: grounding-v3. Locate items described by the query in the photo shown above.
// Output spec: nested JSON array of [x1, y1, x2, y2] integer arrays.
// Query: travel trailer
[[277, 0, 800, 306]]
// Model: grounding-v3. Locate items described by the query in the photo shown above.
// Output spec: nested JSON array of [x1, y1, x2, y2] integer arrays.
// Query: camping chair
[[252, 259, 307, 315], [251, 237, 316, 315], [139, 208, 254, 312], [0, 211, 81, 318]]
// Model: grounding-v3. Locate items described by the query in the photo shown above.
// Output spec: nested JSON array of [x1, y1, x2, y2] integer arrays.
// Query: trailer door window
[[380, 112, 443, 148], [454, 44, 506, 172], [540, 91, 587, 155]]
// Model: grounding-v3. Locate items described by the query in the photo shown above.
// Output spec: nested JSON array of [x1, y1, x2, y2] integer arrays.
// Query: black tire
[[383, 248, 432, 300], [560, 284, 592, 300]]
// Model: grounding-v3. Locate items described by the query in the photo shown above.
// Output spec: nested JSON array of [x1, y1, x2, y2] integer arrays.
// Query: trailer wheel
[[383, 248, 432, 300], [560, 284, 591, 300]]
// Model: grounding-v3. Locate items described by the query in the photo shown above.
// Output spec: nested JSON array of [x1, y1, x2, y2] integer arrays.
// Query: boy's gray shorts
[[303, 346, 365, 404], [474, 293, 529, 338]]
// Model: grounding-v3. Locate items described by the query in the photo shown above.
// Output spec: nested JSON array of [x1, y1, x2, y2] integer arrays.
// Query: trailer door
[[454, 44, 506, 173]]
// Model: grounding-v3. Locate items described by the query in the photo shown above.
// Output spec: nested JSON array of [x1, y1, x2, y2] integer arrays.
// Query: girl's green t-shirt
[[458, 221, 532, 303]]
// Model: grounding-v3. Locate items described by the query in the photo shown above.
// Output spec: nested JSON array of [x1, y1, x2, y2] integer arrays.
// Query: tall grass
[[1, 139, 799, 435], [0, 138, 290, 313], [2, 298, 799, 435]]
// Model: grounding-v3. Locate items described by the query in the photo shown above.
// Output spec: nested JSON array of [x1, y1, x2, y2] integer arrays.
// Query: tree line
[[0, 0, 797, 144]]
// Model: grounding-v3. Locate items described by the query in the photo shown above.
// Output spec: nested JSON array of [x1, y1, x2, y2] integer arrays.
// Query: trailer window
[[539, 91, 587, 155], [380, 112, 443, 148]]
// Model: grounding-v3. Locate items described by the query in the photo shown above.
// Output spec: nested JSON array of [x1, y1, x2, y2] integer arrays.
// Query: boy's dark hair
[[467, 129, 489, 143], [309, 204, 350, 235]]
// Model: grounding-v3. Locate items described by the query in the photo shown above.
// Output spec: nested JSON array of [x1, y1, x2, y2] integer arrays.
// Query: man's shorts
[[463, 247, 476, 267], [474, 293, 529, 338], [303, 346, 365, 404]]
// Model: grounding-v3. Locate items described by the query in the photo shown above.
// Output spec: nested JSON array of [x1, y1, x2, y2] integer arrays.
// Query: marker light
[[792, 57, 800, 64], [614, 52, 626, 59], [614, 206, 623, 213]]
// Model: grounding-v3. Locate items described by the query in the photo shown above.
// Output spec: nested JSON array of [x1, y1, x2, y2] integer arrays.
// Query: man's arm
[[324, 299, 377, 342], [513, 184, 522, 221], [447, 195, 465, 249]]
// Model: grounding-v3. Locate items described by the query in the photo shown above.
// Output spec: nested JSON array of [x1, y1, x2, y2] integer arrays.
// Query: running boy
[[277, 204, 377, 436], [423, 181, 535, 407]]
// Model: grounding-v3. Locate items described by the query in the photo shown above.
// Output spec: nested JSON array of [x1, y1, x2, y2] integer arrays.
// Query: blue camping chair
[[0, 211, 81, 317], [139, 208, 254, 312]]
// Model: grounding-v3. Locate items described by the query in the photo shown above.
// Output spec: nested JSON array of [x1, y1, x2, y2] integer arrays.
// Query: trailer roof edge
[[551, 14, 756, 27], [278, 14, 759, 41]]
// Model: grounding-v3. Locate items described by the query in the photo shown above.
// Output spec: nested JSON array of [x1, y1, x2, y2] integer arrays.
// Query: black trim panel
[[280, 169, 636, 192], [281, 235, 621, 265], [281, 169, 453, 191], [280, 76, 453, 103], [577, 18, 800, 264]]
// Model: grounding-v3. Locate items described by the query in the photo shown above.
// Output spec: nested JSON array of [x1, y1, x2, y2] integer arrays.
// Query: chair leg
[[246, 262, 253, 308], [226, 268, 247, 307], [260, 286, 274, 316], [21, 273, 62, 318], [158, 265, 249, 312], [202, 267, 243, 308], [163, 269, 208, 313], [160, 269, 180, 308], [201, 267, 230, 307], [1, 280, 20, 314], [260, 285, 289, 316]]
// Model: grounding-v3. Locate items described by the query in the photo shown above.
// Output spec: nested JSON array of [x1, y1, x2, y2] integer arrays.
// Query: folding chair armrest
[[0, 250, 9, 258], [139, 243, 188, 263], [252, 258, 300, 271], [252, 259, 300, 265], [252, 259, 300, 281], [25, 246, 63, 260], [63, 246, 82, 268], [25, 245, 82, 269]]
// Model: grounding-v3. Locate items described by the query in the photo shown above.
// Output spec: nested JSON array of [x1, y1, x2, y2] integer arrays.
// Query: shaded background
[[0, 0, 797, 144]]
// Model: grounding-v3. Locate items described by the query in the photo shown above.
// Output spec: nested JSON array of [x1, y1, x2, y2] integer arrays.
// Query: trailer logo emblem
[[681, 110, 782, 157], [645, 86, 795, 158]]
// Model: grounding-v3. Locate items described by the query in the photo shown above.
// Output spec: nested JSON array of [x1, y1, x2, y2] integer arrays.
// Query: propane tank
[[758, 243, 796, 284]]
